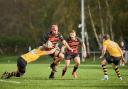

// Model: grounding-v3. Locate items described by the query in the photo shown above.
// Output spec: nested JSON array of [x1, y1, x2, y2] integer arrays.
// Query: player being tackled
[[40, 24, 73, 79]]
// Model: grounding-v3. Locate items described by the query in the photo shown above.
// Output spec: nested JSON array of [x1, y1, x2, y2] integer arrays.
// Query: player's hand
[[38, 46, 44, 50], [68, 47, 73, 52], [82, 50, 87, 58], [99, 55, 104, 59]]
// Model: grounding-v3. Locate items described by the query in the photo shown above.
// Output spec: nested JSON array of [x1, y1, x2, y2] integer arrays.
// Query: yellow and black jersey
[[103, 39, 122, 57], [21, 48, 47, 63]]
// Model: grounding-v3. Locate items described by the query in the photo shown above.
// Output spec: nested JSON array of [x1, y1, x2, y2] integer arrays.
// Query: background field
[[0, 56, 128, 89]]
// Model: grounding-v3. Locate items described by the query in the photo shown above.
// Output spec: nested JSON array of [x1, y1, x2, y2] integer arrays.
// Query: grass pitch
[[0, 56, 128, 89]]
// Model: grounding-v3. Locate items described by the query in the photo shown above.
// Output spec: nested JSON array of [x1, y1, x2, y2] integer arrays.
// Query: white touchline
[[0, 79, 21, 84]]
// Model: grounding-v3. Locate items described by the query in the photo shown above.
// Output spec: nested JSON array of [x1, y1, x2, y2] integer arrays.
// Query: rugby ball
[[45, 41, 53, 48]]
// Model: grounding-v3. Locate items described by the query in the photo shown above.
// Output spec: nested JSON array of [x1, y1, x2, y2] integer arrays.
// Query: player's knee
[[59, 53, 64, 59], [64, 65, 68, 70], [112, 63, 116, 68], [76, 62, 80, 66], [100, 60, 106, 65]]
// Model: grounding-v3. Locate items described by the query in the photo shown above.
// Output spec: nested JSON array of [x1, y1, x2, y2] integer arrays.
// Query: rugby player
[[1, 46, 57, 79], [40, 24, 73, 79], [61, 30, 86, 79], [100, 34, 125, 80]]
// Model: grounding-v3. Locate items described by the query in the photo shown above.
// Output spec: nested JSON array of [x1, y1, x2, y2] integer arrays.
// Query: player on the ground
[[99, 34, 125, 80], [1, 44, 57, 79], [40, 24, 73, 79], [61, 30, 87, 79]]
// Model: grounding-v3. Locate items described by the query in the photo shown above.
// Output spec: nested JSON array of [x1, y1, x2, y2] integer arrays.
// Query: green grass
[[0, 56, 128, 89]]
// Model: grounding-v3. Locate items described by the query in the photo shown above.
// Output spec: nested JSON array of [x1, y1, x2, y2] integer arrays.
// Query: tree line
[[0, 0, 128, 55]]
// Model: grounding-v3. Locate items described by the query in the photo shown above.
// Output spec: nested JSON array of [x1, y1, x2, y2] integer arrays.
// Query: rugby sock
[[51, 62, 56, 67], [73, 66, 78, 73], [101, 65, 108, 75], [114, 66, 121, 78], [62, 69, 66, 76], [8, 72, 21, 77], [49, 71, 55, 78]]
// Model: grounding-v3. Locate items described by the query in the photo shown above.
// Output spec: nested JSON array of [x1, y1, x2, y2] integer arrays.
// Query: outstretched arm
[[117, 45, 125, 63], [61, 40, 73, 52], [81, 42, 87, 58], [100, 45, 107, 59]]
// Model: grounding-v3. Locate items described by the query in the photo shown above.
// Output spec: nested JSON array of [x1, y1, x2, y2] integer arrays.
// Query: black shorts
[[65, 53, 80, 60], [104, 54, 121, 65], [17, 57, 27, 73]]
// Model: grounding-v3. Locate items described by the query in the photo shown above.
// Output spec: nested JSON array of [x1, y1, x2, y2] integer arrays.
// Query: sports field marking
[[0, 79, 21, 84]]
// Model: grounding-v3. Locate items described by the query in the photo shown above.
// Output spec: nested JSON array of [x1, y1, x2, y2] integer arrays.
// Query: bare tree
[[87, 4, 101, 49], [98, 0, 105, 36], [105, 0, 114, 40]]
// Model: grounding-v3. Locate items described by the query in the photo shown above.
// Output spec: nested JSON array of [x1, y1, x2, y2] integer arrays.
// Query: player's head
[[69, 30, 76, 39], [51, 24, 58, 35], [103, 34, 110, 41]]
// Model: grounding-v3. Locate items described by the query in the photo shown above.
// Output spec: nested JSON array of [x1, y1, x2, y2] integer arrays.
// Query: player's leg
[[49, 50, 64, 79], [49, 55, 64, 79], [49, 57, 57, 79], [100, 58, 109, 80], [50, 50, 64, 72], [72, 56, 80, 78], [112, 57, 122, 80], [61, 59, 70, 79], [1, 57, 27, 79]]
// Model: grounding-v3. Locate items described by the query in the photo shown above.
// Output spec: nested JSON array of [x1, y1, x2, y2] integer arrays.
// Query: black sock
[[49, 71, 55, 78], [62, 69, 66, 76], [8, 72, 21, 77], [51, 62, 56, 67], [73, 66, 78, 73], [114, 66, 121, 78], [101, 65, 108, 75]]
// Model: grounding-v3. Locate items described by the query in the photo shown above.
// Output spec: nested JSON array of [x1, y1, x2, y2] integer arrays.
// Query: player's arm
[[81, 42, 87, 58], [59, 34, 73, 52], [61, 40, 73, 52], [60, 45, 66, 53], [82, 42, 86, 51], [100, 45, 107, 59], [117, 45, 125, 63], [77, 37, 87, 57], [42, 48, 57, 55]]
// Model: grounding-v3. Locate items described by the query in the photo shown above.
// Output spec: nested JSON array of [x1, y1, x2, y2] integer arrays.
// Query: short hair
[[103, 34, 110, 40], [70, 30, 76, 33]]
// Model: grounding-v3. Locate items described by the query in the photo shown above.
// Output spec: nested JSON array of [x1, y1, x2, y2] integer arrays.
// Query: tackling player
[[40, 24, 73, 79], [1, 46, 57, 79], [100, 34, 125, 80], [61, 30, 87, 79]]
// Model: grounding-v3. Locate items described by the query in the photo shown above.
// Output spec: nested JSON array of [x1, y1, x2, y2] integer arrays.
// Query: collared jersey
[[41, 31, 64, 50], [21, 48, 47, 63], [103, 39, 122, 57], [66, 37, 83, 55]]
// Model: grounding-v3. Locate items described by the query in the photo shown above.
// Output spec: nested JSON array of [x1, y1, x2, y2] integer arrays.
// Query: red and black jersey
[[66, 37, 83, 55], [41, 31, 64, 50]]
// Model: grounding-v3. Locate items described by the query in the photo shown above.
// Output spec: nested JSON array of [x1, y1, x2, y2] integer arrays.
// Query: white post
[[81, 0, 85, 62]]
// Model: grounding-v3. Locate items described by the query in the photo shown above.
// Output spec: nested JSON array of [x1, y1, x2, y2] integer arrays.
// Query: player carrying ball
[[40, 24, 73, 79], [61, 30, 87, 79], [100, 34, 125, 80]]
